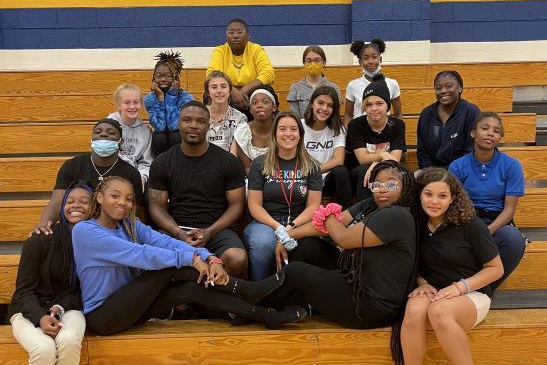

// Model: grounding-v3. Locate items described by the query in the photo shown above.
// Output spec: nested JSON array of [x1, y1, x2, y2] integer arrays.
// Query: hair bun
[[350, 40, 365, 57]]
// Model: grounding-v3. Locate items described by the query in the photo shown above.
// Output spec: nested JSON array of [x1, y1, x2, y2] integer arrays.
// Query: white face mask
[[364, 65, 382, 78]]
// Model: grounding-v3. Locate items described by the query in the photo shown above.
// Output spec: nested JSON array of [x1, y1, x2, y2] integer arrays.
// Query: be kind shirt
[[247, 155, 322, 219]]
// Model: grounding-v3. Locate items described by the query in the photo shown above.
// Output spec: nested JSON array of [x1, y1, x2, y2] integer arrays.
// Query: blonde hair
[[113, 83, 142, 106], [261, 111, 319, 177], [85, 176, 138, 243]]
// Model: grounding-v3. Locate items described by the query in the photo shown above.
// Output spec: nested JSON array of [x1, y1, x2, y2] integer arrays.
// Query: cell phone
[[178, 226, 197, 232]]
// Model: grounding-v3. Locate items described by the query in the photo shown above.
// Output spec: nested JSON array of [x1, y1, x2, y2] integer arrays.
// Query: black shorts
[[206, 228, 245, 256]]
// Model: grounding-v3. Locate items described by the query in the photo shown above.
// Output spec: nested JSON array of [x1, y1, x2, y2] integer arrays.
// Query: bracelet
[[312, 203, 343, 234], [459, 278, 470, 294], [452, 282, 464, 295], [209, 257, 224, 265], [288, 221, 297, 229]]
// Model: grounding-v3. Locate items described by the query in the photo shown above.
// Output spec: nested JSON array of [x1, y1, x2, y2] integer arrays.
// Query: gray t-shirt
[[287, 77, 343, 118]]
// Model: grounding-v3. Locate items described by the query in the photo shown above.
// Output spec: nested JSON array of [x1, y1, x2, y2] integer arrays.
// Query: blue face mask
[[364, 65, 382, 78], [91, 139, 120, 157]]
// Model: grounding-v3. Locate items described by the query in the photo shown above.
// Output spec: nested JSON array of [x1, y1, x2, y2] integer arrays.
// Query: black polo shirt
[[419, 216, 498, 297]]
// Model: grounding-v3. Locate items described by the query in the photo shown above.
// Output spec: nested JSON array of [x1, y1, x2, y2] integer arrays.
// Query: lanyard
[[276, 159, 299, 223]]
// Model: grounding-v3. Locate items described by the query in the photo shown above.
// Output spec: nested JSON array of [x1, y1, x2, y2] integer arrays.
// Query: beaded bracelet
[[459, 278, 470, 294]]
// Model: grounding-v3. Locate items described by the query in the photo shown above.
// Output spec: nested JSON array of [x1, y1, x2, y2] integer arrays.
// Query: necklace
[[90, 156, 119, 181], [231, 56, 244, 71]]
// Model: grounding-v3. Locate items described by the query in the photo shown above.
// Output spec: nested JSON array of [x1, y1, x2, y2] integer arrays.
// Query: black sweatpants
[[85, 267, 259, 335], [262, 261, 394, 329]]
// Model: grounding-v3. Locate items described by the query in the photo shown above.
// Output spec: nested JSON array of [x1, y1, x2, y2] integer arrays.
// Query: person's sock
[[223, 271, 285, 304]]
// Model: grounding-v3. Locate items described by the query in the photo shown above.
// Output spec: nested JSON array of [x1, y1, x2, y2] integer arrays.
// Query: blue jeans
[[243, 219, 283, 281], [482, 218, 526, 291]]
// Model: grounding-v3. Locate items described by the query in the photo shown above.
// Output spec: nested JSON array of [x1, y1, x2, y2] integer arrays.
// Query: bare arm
[[289, 209, 354, 240], [248, 189, 280, 230], [391, 96, 403, 120], [208, 187, 245, 236], [236, 143, 252, 176], [464, 255, 504, 292], [147, 188, 186, 240], [240, 79, 263, 98], [343, 99, 354, 127], [325, 215, 383, 250], [319, 146, 345, 174], [33, 189, 66, 235], [488, 196, 518, 234], [290, 190, 322, 227], [229, 139, 238, 156], [354, 148, 402, 165]]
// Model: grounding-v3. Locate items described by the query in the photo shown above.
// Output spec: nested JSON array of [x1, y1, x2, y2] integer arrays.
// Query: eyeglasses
[[368, 181, 400, 192], [304, 58, 323, 64], [226, 30, 246, 36], [154, 73, 175, 81]]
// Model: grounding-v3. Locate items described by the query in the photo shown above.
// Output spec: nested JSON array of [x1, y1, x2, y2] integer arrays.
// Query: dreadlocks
[[85, 176, 138, 243], [336, 160, 420, 365], [153, 50, 184, 80]]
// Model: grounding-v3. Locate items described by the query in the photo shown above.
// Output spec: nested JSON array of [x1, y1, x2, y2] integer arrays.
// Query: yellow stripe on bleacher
[[2, 0, 351, 9]]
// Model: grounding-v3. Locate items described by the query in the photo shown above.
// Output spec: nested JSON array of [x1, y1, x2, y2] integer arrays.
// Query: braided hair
[[336, 160, 420, 365], [85, 176, 138, 243], [434, 70, 464, 96], [58, 182, 94, 286], [153, 50, 184, 81]]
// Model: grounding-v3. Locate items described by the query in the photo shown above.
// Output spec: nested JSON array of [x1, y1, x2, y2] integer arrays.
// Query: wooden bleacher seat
[[404, 113, 537, 146], [1, 310, 547, 364], [0, 86, 513, 122], [0, 200, 47, 242], [1, 242, 545, 304]]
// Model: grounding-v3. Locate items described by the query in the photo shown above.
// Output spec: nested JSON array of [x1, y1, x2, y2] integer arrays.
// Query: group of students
[[8, 17, 528, 365]]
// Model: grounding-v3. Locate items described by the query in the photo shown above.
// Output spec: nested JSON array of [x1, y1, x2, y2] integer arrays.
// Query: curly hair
[[85, 176, 138, 243], [417, 167, 475, 226]]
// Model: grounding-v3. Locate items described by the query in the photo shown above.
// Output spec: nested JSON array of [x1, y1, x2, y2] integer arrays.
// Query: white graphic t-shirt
[[207, 106, 247, 152], [301, 120, 346, 180]]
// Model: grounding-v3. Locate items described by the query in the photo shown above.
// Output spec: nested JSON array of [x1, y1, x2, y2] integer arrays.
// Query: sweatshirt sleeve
[[417, 108, 434, 168], [252, 45, 275, 85], [165, 90, 195, 131], [11, 235, 49, 326], [206, 45, 226, 76], [144, 92, 167, 132], [136, 130, 153, 183], [135, 221, 212, 262], [72, 222, 195, 270]]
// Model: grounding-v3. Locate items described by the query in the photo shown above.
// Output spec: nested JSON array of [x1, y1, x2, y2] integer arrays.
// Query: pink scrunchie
[[312, 203, 343, 234]]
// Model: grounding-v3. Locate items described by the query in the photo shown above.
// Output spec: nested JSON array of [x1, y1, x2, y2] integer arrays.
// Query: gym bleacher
[[1, 62, 547, 364]]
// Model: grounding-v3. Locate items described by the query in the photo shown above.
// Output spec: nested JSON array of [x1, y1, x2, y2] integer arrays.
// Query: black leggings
[[288, 236, 341, 270], [262, 261, 393, 329], [322, 165, 353, 210], [85, 267, 260, 335]]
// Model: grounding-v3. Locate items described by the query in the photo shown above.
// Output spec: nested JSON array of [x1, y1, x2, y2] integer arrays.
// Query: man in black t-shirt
[[33, 119, 144, 235], [148, 101, 248, 278]]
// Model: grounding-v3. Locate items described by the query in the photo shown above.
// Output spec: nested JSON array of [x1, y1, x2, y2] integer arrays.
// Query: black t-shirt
[[54, 154, 144, 206], [148, 143, 245, 228], [347, 200, 417, 316], [346, 115, 406, 168], [419, 216, 499, 297], [247, 155, 323, 220]]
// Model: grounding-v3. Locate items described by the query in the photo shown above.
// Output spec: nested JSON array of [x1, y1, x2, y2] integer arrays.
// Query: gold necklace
[[90, 156, 119, 181]]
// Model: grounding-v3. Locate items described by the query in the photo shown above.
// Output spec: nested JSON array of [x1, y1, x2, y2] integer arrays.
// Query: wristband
[[459, 278, 470, 294]]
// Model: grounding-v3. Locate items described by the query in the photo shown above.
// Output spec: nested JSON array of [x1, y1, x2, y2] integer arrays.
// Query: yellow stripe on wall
[[3, 0, 350, 9], [431, 0, 537, 2]]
